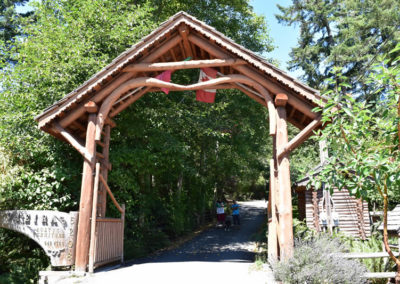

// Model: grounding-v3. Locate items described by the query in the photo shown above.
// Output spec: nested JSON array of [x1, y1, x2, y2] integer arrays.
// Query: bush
[[338, 232, 396, 284], [272, 235, 367, 284]]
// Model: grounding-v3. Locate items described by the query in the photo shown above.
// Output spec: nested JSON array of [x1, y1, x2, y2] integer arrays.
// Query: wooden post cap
[[84, 101, 98, 113], [275, 93, 288, 107]]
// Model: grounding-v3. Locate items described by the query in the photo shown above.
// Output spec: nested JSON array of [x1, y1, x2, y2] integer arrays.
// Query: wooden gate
[[88, 163, 125, 272]]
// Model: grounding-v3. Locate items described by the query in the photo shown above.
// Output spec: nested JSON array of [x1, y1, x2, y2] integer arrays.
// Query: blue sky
[[250, 0, 301, 77]]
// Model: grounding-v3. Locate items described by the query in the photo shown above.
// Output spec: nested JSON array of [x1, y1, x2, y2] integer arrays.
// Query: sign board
[[0, 210, 78, 266]]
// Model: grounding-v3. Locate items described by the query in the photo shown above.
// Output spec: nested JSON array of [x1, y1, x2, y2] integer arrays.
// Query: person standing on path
[[231, 200, 240, 226], [216, 200, 225, 226]]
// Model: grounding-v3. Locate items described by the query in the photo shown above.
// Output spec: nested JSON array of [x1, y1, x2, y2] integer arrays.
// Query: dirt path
[[68, 200, 276, 284]]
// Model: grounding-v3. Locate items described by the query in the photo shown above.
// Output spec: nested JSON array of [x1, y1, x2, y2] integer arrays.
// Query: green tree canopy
[[277, 0, 400, 99]]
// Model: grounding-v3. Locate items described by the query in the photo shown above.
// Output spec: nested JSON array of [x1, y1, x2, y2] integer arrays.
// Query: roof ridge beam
[[122, 58, 246, 72]]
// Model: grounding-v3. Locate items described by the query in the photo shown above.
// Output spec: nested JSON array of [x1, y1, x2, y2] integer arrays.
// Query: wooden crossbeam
[[277, 115, 322, 160], [94, 74, 276, 141], [122, 58, 246, 72]]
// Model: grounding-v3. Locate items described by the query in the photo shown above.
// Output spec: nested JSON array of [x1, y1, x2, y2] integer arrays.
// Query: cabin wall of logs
[[295, 185, 371, 239]]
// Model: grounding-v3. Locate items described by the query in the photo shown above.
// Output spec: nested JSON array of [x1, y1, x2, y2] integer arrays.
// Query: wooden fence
[[337, 252, 399, 279], [94, 217, 125, 267], [88, 163, 125, 272]]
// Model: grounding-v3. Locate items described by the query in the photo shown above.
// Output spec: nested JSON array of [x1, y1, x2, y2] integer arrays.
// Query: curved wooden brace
[[53, 122, 94, 163], [95, 74, 276, 141]]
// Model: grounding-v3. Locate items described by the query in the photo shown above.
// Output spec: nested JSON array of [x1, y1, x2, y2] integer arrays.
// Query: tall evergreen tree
[[277, 0, 400, 99], [0, 0, 32, 66]]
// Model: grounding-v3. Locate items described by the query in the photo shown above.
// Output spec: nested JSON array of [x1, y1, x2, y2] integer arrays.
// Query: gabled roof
[[35, 11, 325, 140]]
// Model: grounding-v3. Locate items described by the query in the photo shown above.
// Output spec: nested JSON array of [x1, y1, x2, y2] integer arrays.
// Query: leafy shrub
[[292, 218, 318, 241], [272, 235, 367, 284], [338, 232, 397, 284]]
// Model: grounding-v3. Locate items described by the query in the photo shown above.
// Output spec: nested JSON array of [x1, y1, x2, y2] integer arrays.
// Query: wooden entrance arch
[[35, 12, 326, 272]]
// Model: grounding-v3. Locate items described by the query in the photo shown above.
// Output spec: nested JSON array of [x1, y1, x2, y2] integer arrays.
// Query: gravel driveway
[[59, 200, 277, 284]]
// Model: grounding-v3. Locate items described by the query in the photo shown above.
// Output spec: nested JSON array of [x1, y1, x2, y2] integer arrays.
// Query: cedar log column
[[75, 102, 98, 271], [98, 124, 111, 217], [275, 93, 294, 260], [268, 139, 278, 261]]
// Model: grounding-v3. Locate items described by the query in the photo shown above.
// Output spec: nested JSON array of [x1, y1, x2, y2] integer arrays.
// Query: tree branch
[[340, 125, 357, 156]]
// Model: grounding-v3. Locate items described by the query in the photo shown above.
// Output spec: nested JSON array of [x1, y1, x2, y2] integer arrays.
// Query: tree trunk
[[381, 184, 400, 283]]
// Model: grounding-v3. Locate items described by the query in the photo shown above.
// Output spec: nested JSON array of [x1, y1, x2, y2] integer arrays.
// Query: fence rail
[[335, 251, 400, 259], [336, 251, 399, 279]]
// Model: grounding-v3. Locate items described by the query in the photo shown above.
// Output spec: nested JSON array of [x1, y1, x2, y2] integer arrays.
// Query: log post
[[268, 156, 278, 262], [88, 162, 100, 273], [268, 104, 280, 262], [98, 124, 111, 217], [275, 94, 294, 260], [75, 102, 98, 271]]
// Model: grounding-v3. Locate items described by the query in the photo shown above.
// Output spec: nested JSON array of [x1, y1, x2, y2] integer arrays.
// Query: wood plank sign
[[0, 210, 78, 266]]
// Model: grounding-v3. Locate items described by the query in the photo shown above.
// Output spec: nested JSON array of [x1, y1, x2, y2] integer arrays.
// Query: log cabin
[[294, 170, 371, 239]]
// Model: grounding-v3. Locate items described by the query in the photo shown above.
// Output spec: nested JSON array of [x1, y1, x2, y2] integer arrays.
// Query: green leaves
[[311, 44, 400, 207]]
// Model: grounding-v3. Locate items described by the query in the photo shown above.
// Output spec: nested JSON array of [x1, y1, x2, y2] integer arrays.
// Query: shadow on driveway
[[123, 200, 267, 265]]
